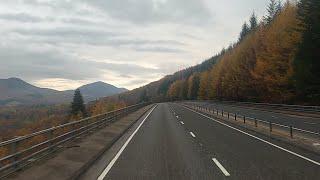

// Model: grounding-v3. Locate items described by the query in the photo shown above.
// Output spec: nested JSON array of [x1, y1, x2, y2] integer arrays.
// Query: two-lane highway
[[97, 103, 224, 180], [93, 103, 320, 180]]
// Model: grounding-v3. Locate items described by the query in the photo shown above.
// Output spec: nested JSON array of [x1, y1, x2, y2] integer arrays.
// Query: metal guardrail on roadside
[[183, 103, 320, 139], [0, 102, 148, 178], [201, 100, 320, 113]]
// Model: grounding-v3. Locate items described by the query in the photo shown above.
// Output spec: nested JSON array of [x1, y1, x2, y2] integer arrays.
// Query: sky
[[0, 0, 270, 91]]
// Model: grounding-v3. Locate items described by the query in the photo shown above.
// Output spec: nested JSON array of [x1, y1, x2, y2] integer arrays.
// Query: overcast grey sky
[[0, 0, 270, 90]]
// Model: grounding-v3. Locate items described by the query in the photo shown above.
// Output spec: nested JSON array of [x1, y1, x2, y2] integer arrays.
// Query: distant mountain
[[78, 81, 127, 102], [0, 78, 127, 106]]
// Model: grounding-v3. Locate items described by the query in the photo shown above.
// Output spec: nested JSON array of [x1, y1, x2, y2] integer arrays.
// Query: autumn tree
[[198, 72, 209, 100], [71, 89, 87, 117], [167, 80, 185, 100], [253, 2, 302, 102]]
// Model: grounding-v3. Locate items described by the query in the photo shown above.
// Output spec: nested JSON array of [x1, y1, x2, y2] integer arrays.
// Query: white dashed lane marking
[[212, 158, 230, 177], [190, 132, 196, 138]]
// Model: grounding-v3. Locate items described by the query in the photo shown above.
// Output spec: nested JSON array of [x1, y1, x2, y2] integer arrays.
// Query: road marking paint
[[184, 106, 320, 166], [190, 132, 196, 138], [97, 105, 158, 180], [304, 122, 317, 125], [176, 115, 179, 118], [180, 121, 184, 125], [212, 158, 230, 176]]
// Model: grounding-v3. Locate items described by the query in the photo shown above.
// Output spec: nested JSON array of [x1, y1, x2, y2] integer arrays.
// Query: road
[[193, 101, 320, 133], [91, 103, 320, 180]]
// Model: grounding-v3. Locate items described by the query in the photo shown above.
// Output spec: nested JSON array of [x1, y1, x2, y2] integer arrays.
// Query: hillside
[[0, 78, 127, 106], [96, 1, 319, 106]]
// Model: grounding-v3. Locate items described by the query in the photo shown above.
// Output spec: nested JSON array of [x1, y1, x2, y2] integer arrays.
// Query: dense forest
[[103, 0, 319, 105]]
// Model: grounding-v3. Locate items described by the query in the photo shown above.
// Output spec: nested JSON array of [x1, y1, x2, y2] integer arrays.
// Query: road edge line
[[97, 104, 158, 180]]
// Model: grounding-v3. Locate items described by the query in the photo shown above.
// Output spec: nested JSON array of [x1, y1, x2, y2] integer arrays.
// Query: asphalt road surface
[[193, 101, 320, 133], [96, 103, 320, 180]]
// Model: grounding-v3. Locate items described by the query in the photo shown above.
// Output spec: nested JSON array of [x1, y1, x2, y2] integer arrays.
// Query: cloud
[[0, 45, 160, 83], [0, 13, 43, 23], [133, 46, 186, 53], [0, 0, 270, 90], [10, 27, 186, 50], [82, 0, 214, 25]]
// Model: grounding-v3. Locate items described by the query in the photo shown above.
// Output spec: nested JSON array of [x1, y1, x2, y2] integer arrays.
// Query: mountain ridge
[[0, 78, 127, 106]]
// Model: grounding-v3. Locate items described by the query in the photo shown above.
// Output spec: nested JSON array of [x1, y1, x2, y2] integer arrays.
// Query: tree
[[187, 74, 200, 100], [253, 3, 302, 102], [140, 89, 149, 102], [294, 0, 320, 103], [71, 89, 87, 117], [264, 0, 277, 24], [179, 80, 188, 100], [198, 72, 209, 100], [167, 80, 184, 100], [239, 22, 250, 41], [276, 0, 283, 15], [249, 12, 258, 30]]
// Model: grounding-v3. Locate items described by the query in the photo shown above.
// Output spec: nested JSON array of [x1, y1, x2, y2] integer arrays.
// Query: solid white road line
[[184, 106, 320, 166], [190, 132, 196, 138], [176, 115, 179, 118], [212, 158, 230, 177], [180, 121, 184, 125], [97, 105, 158, 180]]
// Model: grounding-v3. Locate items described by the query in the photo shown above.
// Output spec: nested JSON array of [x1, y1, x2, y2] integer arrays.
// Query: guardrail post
[[243, 116, 246, 124], [49, 129, 54, 151], [217, 109, 218, 115], [104, 113, 109, 126], [86, 118, 90, 130], [73, 123, 76, 134], [228, 112, 229, 119], [290, 126, 293, 138], [269, 122, 272, 132], [11, 140, 19, 169], [255, 118, 257, 127], [235, 114, 237, 121], [222, 110, 224, 117]]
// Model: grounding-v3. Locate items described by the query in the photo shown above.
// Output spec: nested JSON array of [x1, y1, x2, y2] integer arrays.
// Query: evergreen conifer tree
[[239, 22, 250, 41], [249, 12, 258, 30], [71, 89, 87, 117], [264, 0, 277, 23], [294, 0, 320, 102]]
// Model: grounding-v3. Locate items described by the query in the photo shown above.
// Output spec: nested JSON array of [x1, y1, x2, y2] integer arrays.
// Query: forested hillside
[[99, 0, 319, 106]]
